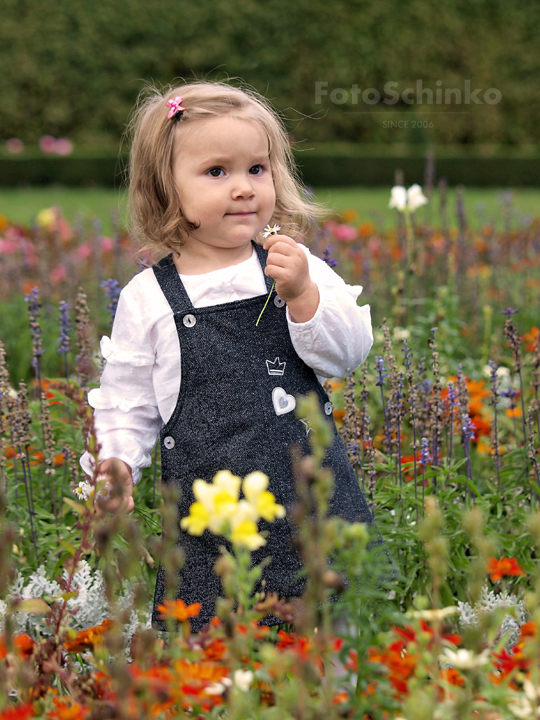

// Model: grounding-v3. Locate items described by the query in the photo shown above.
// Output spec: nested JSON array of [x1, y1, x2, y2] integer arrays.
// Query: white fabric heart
[[272, 387, 296, 416]]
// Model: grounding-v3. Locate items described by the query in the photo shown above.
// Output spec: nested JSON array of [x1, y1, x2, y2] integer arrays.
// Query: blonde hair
[[124, 80, 325, 255]]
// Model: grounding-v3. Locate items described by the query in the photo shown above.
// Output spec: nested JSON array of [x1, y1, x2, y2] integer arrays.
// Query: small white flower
[[205, 678, 233, 696], [234, 669, 254, 692], [389, 184, 428, 213], [482, 364, 510, 379], [406, 184, 429, 212], [262, 224, 281, 238], [393, 327, 410, 341], [75, 481, 94, 500], [407, 606, 459, 622], [389, 186, 407, 212], [441, 647, 490, 670]]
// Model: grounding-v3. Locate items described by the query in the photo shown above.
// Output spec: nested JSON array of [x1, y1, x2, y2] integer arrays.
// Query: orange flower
[[202, 638, 227, 662], [0, 704, 34, 720], [522, 326, 540, 353], [157, 599, 202, 622], [358, 221, 375, 238], [48, 698, 89, 720], [63, 619, 116, 653], [487, 557, 525, 581], [440, 667, 465, 687], [518, 621, 538, 640], [368, 640, 417, 695], [14, 635, 35, 659], [332, 692, 349, 705], [469, 414, 491, 440]]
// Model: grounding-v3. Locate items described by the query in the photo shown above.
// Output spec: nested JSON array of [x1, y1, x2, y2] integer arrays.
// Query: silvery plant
[[458, 586, 527, 648], [0, 561, 152, 643]]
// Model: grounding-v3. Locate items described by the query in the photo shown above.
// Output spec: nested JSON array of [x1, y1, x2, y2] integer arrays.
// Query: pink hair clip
[[166, 96, 185, 121]]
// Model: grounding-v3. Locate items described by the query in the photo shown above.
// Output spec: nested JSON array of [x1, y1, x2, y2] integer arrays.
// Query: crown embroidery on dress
[[266, 357, 286, 376]]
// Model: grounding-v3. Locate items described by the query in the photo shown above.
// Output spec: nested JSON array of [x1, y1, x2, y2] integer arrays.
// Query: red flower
[[492, 647, 530, 679], [487, 557, 525, 581], [0, 704, 35, 720]]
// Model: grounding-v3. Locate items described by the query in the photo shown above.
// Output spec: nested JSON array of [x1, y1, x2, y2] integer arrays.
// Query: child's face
[[172, 115, 276, 258]]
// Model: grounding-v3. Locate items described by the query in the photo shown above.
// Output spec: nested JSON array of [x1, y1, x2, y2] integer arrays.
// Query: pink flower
[[50, 265, 67, 283], [100, 236, 114, 252], [76, 243, 93, 260], [0, 239, 18, 253], [39, 135, 57, 153], [55, 139, 73, 156], [5, 138, 24, 154]]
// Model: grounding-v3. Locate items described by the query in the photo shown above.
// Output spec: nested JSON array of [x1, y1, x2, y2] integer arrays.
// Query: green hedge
[[2, 0, 540, 146], [1, 152, 540, 188]]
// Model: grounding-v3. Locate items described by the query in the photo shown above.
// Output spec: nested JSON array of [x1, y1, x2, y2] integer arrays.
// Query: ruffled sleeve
[[286, 246, 373, 378], [79, 282, 163, 485]]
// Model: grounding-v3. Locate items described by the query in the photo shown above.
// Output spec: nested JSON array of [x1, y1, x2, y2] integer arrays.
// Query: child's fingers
[[262, 234, 295, 251]]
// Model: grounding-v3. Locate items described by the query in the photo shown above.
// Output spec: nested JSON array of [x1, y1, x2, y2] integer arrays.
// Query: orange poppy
[[487, 557, 525, 581], [157, 599, 202, 623], [522, 326, 540, 353], [63, 619, 116, 653], [48, 698, 89, 720], [505, 407, 523, 419]]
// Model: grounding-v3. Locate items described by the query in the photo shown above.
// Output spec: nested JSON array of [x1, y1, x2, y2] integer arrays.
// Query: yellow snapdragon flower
[[180, 470, 285, 550]]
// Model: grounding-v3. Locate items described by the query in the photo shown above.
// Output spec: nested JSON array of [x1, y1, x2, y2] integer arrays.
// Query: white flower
[[407, 606, 459, 622], [262, 224, 281, 238], [205, 678, 233, 696], [234, 669, 254, 692], [441, 647, 491, 670], [407, 184, 429, 212], [389, 186, 407, 212], [482, 364, 510, 379], [393, 327, 410, 341], [389, 184, 428, 213], [508, 679, 540, 718], [75, 481, 94, 500]]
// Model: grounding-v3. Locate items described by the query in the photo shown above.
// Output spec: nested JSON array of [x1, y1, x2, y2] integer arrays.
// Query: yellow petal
[[213, 470, 241, 500], [257, 491, 286, 522], [230, 519, 266, 550], [180, 502, 209, 535], [243, 472, 269, 503]]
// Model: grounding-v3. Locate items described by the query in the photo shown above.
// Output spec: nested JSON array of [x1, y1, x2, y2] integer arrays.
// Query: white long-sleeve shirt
[[80, 244, 373, 484]]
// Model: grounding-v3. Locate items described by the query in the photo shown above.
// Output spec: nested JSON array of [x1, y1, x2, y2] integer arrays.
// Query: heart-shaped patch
[[272, 387, 296, 416]]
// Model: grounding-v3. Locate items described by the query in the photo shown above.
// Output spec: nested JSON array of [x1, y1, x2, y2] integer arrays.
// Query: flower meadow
[[0, 188, 540, 719]]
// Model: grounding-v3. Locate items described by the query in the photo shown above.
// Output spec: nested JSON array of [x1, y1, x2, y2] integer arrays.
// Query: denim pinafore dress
[[150, 242, 375, 632]]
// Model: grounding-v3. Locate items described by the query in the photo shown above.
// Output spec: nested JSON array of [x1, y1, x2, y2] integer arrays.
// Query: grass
[[1, 185, 540, 234]]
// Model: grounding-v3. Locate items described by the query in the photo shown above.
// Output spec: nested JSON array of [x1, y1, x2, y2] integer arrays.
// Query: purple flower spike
[[322, 245, 339, 267]]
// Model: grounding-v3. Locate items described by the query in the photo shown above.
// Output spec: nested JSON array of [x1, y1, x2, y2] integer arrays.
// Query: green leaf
[[63, 497, 86, 515], [16, 598, 51, 614], [59, 539, 78, 556]]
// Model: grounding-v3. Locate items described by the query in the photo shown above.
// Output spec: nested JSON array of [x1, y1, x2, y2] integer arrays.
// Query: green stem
[[255, 281, 275, 327]]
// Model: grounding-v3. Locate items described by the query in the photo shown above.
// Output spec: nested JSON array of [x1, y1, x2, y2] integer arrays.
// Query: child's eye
[[249, 164, 264, 175], [207, 167, 224, 177]]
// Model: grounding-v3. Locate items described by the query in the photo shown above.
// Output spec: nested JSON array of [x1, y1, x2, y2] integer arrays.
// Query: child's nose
[[231, 173, 256, 199]]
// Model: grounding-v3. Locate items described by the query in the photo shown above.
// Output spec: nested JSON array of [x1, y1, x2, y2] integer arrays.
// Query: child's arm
[[264, 235, 373, 377], [79, 279, 164, 505]]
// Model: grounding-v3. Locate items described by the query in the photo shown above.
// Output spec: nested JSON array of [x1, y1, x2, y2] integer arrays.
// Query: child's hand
[[95, 458, 134, 514], [263, 234, 319, 322]]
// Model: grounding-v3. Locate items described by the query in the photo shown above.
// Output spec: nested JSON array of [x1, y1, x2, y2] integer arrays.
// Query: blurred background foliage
[[1, 0, 540, 148]]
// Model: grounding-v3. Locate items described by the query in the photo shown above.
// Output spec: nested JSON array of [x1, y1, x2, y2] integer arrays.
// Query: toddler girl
[[81, 81, 377, 632]]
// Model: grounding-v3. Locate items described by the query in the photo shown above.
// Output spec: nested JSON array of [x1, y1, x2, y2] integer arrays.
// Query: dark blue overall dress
[[150, 242, 375, 632]]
